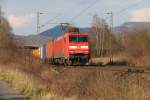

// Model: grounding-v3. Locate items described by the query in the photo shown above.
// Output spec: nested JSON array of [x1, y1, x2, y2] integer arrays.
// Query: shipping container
[[53, 35, 67, 59], [32, 49, 39, 57], [46, 40, 54, 63], [32, 45, 46, 59], [39, 45, 46, 59]]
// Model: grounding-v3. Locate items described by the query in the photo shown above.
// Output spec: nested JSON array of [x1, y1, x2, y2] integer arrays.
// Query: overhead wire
[[103, 0, 149, 27], [71, 0, 149, 22], [40, 14, 60, 28], [70, 0, 100, 21], [113, 0, 149, 25], [114, 0, 149, 16], [39, 0, 149, 28]]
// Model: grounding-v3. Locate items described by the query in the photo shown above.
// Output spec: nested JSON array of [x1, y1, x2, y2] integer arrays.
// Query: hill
[[13, 35, 51, 47], [114, 22, 150, 34], [13, 22, 150, 47], [39, 25, 91, 38]]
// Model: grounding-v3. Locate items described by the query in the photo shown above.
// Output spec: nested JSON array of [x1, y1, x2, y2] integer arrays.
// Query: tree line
[[90, 14, 150, 60]]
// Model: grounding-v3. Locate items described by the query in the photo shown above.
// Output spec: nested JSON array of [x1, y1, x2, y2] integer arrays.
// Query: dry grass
[[0, 63, 79, 100], [1, 61, 150, 100], [48, 68, 150, 100]]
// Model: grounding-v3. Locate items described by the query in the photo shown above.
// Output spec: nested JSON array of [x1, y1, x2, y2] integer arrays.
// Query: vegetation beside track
[[1, 63, 150, 100], [0, 64, 75, 100]]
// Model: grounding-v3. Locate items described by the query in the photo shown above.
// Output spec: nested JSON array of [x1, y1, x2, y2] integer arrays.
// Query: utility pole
[[37, 11, 43, 34], [0, 6, 2, 25], [36, 11, 45, 64], [106, 12, 113, 62], [0, 6, 3, 32], [37, 11, 39, 34], [101, 23, 105, 57], [36, 11, 45, 44]]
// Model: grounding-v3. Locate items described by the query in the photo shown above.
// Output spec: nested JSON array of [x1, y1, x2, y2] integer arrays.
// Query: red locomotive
[[46, 32, 90, 65]]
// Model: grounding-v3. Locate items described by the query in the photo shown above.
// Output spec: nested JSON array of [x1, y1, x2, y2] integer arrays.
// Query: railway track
[[52, 65, 150, 73]]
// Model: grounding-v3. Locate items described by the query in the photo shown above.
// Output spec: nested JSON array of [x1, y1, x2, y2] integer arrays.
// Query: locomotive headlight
[[69, 46, 77, 49], [80, 46, 88, 49]]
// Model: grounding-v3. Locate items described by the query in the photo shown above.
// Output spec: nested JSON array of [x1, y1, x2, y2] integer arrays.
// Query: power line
[[0, 6, 1, 24], [115, 0, 148, 16], [104, 0, 148, 26], [40, 15, 60, 28], [70, 0, 100, 21], [70, 0, 148, 26], [38, 0, 148, 30]]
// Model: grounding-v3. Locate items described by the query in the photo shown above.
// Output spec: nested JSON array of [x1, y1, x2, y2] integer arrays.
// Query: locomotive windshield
[[69, 36, 88, 42]]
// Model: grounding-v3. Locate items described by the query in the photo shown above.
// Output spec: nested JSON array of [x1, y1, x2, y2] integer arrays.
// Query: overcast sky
[[1, 0, 150, 35]]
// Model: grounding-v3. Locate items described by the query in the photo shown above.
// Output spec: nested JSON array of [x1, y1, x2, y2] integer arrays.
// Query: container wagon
[[46, 40, 54, 63], [32, 45, 46, 63]]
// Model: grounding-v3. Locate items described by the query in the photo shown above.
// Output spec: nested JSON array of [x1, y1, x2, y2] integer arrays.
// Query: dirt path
[[0, 81, 27, 100]]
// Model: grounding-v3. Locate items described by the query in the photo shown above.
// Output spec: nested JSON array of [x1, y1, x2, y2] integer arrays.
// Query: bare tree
[[91, 15, 110, 57], [0, 9, 19, 62]]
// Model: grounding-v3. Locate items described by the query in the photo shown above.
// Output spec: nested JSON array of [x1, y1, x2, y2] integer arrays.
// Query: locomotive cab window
[[69, 36, 88, 42]]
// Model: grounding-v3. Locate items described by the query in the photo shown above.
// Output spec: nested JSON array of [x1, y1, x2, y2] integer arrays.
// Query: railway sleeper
[[114, 68, 150, 78]]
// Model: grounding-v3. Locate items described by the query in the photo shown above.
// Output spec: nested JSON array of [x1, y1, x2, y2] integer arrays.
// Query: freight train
[[33, 30, 90, 65]]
